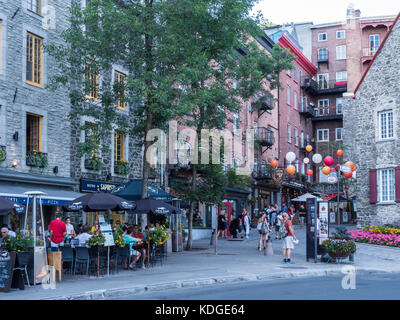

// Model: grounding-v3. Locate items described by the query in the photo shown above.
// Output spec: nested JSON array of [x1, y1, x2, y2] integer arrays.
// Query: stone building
[[343, 12, 400, 227]]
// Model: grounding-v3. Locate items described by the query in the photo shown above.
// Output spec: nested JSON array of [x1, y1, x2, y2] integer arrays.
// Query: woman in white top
[[257, 213, 269, 251], [75, 225, 92, 245], [242, 209, 250, 239], [65, 217, 76, 238]]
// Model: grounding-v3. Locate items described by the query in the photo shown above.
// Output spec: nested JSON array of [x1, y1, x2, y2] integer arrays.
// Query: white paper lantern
[[312, 153, 322, 164], [303, 157, 310, 164], [286, 152, 296, 163]]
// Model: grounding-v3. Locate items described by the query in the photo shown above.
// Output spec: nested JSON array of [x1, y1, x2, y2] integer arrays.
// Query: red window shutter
[[369, 169, 377, 204], [395, 167, 400, 202]]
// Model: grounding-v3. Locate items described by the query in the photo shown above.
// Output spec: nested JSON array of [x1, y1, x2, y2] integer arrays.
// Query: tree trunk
[[186, 164, 197, 250], [141, 111, 153, 228]]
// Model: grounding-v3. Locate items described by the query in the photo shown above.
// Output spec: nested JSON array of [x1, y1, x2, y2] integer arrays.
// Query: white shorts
[[130, 249, 140, 256], [283, 236, 294, 249]]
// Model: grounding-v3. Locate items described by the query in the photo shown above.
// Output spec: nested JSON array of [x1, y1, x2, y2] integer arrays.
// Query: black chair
[[14, 252, 32, 287], [114, 245, 131, 273], [60, 246, 74, 275], [74, 247, 90, 276]]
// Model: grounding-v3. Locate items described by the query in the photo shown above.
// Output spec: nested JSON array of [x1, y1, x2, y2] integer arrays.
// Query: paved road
[[110, 273, 400, 300]]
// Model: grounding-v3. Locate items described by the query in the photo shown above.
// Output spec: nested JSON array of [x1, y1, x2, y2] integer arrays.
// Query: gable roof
[[353, 11, 400, 96]]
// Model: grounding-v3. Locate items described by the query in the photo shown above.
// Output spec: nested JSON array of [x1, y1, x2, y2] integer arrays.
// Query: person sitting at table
[[0, 227, 11, 247], [130, 224, 147, 268], [91, 220, 101, 235], [122, 226, 142, 270], [75, 225, 92, 246]]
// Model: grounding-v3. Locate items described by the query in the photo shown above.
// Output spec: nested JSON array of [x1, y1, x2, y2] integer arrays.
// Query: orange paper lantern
[[345, 161, 355, 170], [322, 166, 331, 175], [306, 169, 313, 176], [352, 166, 356, 172], [344, 172, 353, 178], [271, 160, 278, 168], [337, 149, 344, 157], [286, 165, 296, 175], [305, 145, 313, 152]]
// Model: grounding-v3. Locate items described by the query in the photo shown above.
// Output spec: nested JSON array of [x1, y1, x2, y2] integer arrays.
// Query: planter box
[[84, 158, 102, 171], [114, 162, 130, 175], [26, 152, 48, 168], [0, 146, 6, 162]]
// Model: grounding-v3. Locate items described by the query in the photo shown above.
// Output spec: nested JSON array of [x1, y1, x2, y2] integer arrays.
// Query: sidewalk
[[2, 225, 400, 300]]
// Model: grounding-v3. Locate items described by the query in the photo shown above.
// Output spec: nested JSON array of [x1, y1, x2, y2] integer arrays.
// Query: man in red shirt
[[130, 224, 146, 268], [282, 213, 297, 264], [48, 213, 67, 251]]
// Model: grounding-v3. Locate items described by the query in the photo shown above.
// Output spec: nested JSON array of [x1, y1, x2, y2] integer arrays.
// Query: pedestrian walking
[[217, 210, 227, 239], [48, 212, 67, 252], [229, 215, 242, 239], [257, 213, 269, 251], [282, 212, 297, 264], [275, 211, 283, 240], [242, 209, 250, 239], [299, 204, 306, 226]]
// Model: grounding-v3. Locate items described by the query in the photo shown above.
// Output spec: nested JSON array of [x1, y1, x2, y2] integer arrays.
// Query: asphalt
[[2, 224, 400, 300]]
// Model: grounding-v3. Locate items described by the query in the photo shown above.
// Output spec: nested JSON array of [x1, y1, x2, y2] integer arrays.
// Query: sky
[[252, 0, 400, 25]]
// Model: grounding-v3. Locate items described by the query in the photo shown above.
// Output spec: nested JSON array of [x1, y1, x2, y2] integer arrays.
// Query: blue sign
[[2, 196, 70, 207], [80, 179, 124, 193]]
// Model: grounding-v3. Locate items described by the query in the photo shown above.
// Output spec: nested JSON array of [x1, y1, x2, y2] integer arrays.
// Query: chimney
[[346, 3, 355, 19], [355, 9, 361, 18]]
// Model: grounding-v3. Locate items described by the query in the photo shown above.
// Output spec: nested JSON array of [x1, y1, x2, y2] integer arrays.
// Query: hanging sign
[[340, 165, 352, 174]]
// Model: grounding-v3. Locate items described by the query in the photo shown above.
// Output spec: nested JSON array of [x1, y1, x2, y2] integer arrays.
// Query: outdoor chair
[[74, 247, 90, 276], [60, 246, 74, 275], [114, 245, 131, 273], [14, 252, 32, 287]]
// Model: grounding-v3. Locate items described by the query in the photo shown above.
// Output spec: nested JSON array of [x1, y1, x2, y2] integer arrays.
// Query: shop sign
[[80, 179, 124, 193]]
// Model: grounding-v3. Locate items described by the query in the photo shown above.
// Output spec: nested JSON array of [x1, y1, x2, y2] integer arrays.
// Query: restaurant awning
[[111, 179, 173, 202], [0, 182, 85, 206]]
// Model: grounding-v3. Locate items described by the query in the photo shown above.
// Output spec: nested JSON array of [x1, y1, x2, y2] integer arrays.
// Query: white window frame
[[317, 129, 329, 142], [294, 91, 298, 109], [294, 127, 298, 146], [336, 97, 343, 115], [287, 124, 291, 143], [378, 110, 394, 140], [336, 30, 346, 39], [318, 73, 329, 89], [233, 112, 240, 130], [318, 32, 327, 42], [336, 71, 347, 82], [335, 128, 343, 141], [287, 85, 291, 105], [378, 168, 395, 203], [318, 99, 329, 116], [300, 131, 304, 148], [369, 34, 380, 50], [318, 47, 328, 59], [336, 45, 346, 60], [293, 65, 297, 81]]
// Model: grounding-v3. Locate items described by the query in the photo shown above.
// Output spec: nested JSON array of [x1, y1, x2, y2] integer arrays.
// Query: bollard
[[265, 240, 274, 256]]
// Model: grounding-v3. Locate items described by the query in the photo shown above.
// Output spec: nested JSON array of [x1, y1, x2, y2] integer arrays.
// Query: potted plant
[[322, 238, 356, 259], [85, 157, 103, 171], [0, 146, 6, 163], [26, 150, 48, 168], [87, 234, 106, 246], [0, 232, 34, 265], [145, 225, 171, 248], [113, 226, 127, 248], [115, 160, 130, 176]]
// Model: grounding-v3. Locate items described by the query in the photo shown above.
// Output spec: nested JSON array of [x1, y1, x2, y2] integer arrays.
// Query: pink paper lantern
[[324, 156, 334, 167], [330, 168, 336, 172]]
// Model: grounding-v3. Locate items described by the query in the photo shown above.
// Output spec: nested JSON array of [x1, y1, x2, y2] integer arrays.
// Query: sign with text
[[99, 215, 115, 247], [80, 179, 124, 193], [306, 198, 317, 262], [318, 202, 329, 245]]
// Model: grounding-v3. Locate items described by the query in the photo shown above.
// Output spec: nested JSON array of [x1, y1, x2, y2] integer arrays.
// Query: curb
[[42, 266, 398, 300]]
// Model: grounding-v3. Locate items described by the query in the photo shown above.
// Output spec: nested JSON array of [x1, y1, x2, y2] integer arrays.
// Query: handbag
[[261, 222, 269, 234]]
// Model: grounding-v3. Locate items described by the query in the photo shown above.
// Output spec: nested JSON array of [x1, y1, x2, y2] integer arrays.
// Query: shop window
[[26, 113, 42, 153]]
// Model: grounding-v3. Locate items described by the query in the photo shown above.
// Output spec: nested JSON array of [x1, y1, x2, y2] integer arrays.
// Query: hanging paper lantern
[[271, 160, 278, 168], [337, 149, 344, 157], [336, 164, 341, 170], [286, 165, 296, 175], [286, 152, 296, 163], [303, 157, 310, 164], [344, 172, 353, 178], [322, 166, 331, 175], [330, 168, 336, 172], [352, 166, 356, 172], [312, 153, 322, 164], [306, 145, 313, 152], [306, 169, 313, 176], [345, 161, 355, 170], [324, 156, 334, 167]]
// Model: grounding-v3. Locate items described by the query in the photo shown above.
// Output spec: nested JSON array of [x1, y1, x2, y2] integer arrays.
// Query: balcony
[[256, 127, 275, 148], [317, 52, 329, 63], [299, 103, 316, 118], [252, 166, 274, 180], [299, 139, 316, 153], [251, 93, 275, 117], [362, 46, 379, 58], [301, 77, 347, 95], [312, 106, 343, 121]]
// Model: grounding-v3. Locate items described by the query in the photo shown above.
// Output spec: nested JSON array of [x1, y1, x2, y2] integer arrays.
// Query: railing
[[314, 106, 343, 117], [302, 77, 347, 93], [252, 93, 275, 111], [363, 46, 379, 58], [317, 52, 329, 62], [317, 79, 347, 90], [257, 127, 275, 147], [252, 166, 273, 180], [299, 103, 316, 117]]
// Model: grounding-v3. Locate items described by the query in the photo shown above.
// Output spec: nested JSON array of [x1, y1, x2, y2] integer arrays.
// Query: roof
[[353, 11, 400, 96]]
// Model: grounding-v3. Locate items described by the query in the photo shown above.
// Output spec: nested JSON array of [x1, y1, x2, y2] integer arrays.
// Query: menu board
[[99, 215, 115, 247], [0, 251, 16, 292], [318, 202, 329, 244]]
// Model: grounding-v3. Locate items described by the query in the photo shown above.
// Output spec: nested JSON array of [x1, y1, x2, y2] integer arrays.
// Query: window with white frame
[[318, 33, 327, 41], [287, 124, 291, 143], [336, 45, 346, 60], [287, 86, 291, 105], [379, 110, 394, 140], [286, 69, 291, 76], [335, 128, 343, 141], [318, 99, 329, 116], [294, 91, 298, 109], [233, 113, 240, 130], [336, 97, 343, 114], [300, 131, 304, 147], [378, 168, 395, 202], [299, 70, 303, 84], [336, 71, 347, 82], [318, 73, 329, 89], [254, 121, 258, 135], [318, 47, 328, 60], [295, 160, 299, 172], [369, 34, 380, 51], [301, 162, 305, 175], [317, 129, 329, 142], [293, 66, 297, 81], [294, 127, 298, 146], [336, 30, 346, 39]]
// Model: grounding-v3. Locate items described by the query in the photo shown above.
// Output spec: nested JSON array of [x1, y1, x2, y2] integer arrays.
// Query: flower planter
[[85, 158, 102, 171], [0, 146, 6, 162], [26, 152, 48, 168], [114, 161, 130, 176], [16, 251, 33, 266], [327, 250, 351, 258]]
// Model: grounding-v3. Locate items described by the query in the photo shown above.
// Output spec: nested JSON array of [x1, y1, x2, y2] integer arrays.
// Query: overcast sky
[[252, 0, 400, 25]]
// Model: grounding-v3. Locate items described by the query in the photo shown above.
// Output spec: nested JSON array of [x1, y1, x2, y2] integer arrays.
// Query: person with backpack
[[242, 209, 251, 239], [282, 212, 297, 264], [257, 213, 269, 251]]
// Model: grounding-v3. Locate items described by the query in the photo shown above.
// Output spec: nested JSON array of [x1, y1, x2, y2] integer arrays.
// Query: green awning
[[111, 179, 173, 202]]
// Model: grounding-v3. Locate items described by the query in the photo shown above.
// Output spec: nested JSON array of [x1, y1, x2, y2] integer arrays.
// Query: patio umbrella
[[291, 193, 323, 202], [0, 196, 25, 215], [133, 197, 181, 215], [62, 192, 136, 212]]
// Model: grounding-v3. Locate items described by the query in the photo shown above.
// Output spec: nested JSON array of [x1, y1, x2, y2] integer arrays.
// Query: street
[[110, 273, 399, 300]]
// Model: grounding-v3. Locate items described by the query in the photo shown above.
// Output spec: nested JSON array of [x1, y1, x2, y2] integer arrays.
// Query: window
[[318, 48, 328, 61], [26, 33, 43, 87], [379, 110, 394, 140], [318, 74, 329, 89], [27, 0, 41, 15], [369, 34, 380, 51], [336, 30, 346, 39], [299, 70, 303, 84], [287, 86, 291, 105], [336, 71, 347, 82], [294, 127, 298, 146], [286, 69, 291, 76], [336, 98, 343, 114], [378, 168, 395, 202], [253, 122, 258, 135], [26, 113, 42, 153], [295, 160, 299, 173], [336, 45, 346, 60], [318, 33, 327, 41], [335, 128, 343, 141], [301, 162, 305, 175], [233, 113, 240, 130], [287, 124, 291, 143], [293, 66, 297, 81], [85, 122, 98, 158], [114, 70, 126, 110], [0, 19, 2, 75], [300, 131, 304, 148], [317, 129, 329, 142], [294, 91, 298, 109], [85, 59, 99, 100], [318, 99, 329, 116], [114, 130, 125, 163]]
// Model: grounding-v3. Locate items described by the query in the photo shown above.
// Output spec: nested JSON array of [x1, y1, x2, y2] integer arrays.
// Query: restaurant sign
[[80, 179, 124, 193]]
